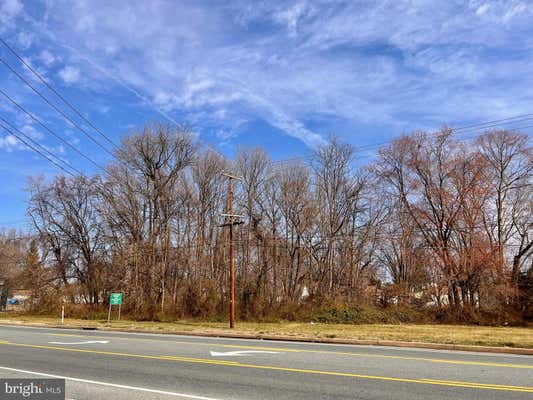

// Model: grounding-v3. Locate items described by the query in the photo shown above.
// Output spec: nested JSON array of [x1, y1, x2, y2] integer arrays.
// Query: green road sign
[[110, 292, 123, 305]]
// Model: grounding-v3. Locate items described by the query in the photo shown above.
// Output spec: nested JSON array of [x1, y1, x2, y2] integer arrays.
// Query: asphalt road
[[0, 325, 531, 399]]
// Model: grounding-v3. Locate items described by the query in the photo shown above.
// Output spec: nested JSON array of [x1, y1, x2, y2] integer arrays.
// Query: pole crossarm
[[219, 221, 244, 227], [222, 172, 243, 180]]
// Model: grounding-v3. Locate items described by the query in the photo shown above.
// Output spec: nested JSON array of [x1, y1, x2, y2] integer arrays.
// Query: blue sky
[[1, 0, 533, 229]]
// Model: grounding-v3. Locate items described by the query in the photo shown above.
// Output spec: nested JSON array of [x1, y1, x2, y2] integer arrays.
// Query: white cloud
[[20, 125, 43, 141], [216, 130, 236, 141], [16, 31, 33, 49], [58, 65, 80, 84], [476, 3, 490, 16], [38, 50, 57, 66], [502, 1, 529, 23], [94, 103, 110, 114], [0, 134, 20, 151], [18, 56, 50, 84], [4, 0, 533, 150], [0, 0, 22, 26], [273, 3, 313, 36]]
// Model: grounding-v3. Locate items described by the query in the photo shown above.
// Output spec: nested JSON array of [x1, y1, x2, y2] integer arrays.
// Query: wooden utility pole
[[220, 172, 243, 329]]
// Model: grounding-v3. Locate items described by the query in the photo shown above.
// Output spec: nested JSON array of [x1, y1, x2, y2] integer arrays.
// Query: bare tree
[[28, 175, 105, 303], [477, 131, 532, 281], [17, 125, 532, 322]]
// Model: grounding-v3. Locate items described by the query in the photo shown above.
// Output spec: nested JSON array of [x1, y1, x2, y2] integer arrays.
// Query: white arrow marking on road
[[209, 350, 280, 357], [48, 340, 109, 345]]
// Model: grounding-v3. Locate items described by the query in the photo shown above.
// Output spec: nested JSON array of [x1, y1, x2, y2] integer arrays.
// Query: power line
[[272, 114, 533, 165], [0, 87, 104, 171], [454, 114, 533, 132], [2, 38, 528, 173], [352, 117, 533, 154], [0, 54, 115, 156], [353, 125, 533, 161], [0, 120, 77, 177], [0, 38, 117, 149], [0, 116, 81, 175]]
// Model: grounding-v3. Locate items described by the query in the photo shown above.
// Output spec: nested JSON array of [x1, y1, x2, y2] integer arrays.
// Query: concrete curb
[[1, 320, 532, 356]]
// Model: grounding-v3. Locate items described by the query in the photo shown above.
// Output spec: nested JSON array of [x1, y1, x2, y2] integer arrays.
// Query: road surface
[[0, 324, 531, 399]]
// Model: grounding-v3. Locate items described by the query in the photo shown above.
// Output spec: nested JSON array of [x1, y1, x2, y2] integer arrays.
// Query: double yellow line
[[0, 340, 532, 393]]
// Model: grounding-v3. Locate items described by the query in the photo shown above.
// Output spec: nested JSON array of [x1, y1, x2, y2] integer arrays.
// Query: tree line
[[1, 124, 531, 322]]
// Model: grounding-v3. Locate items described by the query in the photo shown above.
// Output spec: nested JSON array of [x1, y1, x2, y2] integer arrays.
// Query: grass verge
[[0, 313, 531, 349]]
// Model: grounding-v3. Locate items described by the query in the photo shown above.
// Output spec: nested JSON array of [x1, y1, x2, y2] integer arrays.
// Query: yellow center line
[[236, 364, 533, 393], [0, 341, 531, 393], [45, 332, 533, 370]]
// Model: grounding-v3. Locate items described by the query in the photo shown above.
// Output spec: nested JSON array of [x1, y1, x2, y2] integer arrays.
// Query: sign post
[[107, 292, 123, 323]]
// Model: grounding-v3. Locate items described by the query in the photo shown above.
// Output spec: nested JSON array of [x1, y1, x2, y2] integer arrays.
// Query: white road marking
[[0, 366, 224, 400], [2, 324, 530, 359], [210, 350, 279, 357], [48, 340, 109, 345]]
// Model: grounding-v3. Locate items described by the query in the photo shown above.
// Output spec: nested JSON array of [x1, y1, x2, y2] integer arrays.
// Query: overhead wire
[[272, 114, 533, 165], [4, 37, 529, 172], [0, 114, 81, 174], [0, 54, 115, 157], [454, 113, 533, 132], [1, 38, 530, 189], [0, 119, 77, 176], [0, 88, 104, 171], [0, 38, 118, 150]]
